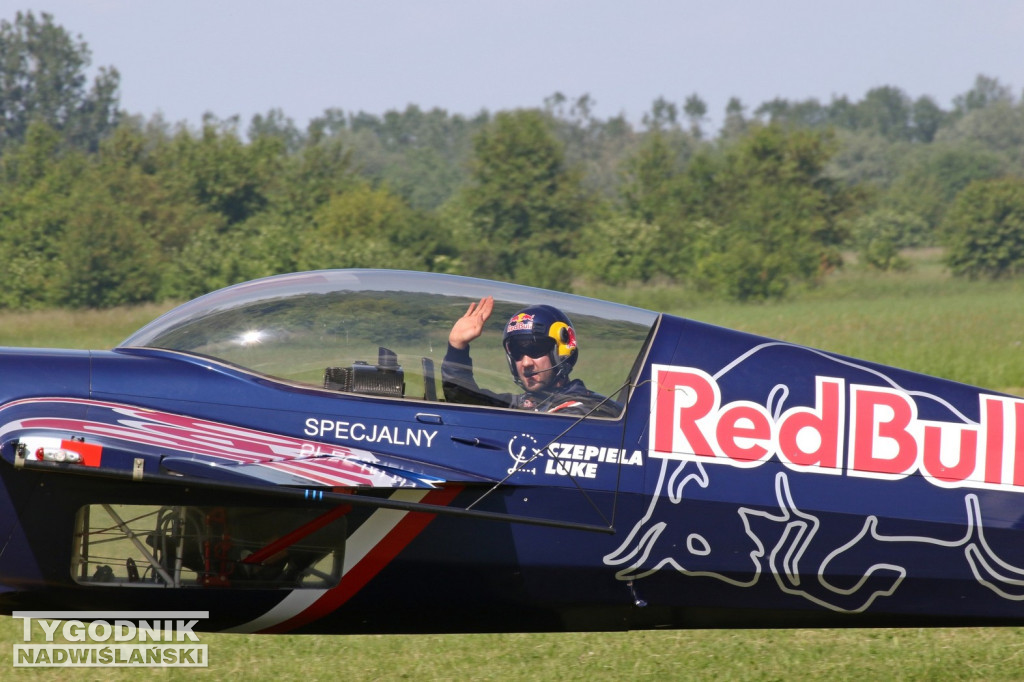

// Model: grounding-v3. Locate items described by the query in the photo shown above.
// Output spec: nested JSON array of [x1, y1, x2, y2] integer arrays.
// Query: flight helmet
[[502, 305, 578, 387]]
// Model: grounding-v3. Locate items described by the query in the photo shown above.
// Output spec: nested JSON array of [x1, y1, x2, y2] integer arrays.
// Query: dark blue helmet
[[502, 305, 578, 386]]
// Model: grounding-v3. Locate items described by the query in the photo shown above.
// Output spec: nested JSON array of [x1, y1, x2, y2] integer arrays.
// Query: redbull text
[[651, 364, 1024, 493]]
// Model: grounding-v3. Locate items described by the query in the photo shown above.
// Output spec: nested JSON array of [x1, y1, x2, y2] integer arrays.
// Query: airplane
[[2, 268, 1024, 634]]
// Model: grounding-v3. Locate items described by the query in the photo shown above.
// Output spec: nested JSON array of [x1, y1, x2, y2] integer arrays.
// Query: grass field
[[3, 253, 1024, 680], [4, 618, 1024, 681]]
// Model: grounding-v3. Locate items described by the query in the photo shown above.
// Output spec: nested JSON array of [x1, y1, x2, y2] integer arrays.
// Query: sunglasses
[[507, 337, 554, 361]]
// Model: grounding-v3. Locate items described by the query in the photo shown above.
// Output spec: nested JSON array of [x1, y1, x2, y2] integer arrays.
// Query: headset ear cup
[[548, 321, 576, 358]]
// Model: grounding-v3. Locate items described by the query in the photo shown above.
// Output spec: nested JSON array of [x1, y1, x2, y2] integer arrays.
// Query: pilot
[[441, 296, 618, 416]]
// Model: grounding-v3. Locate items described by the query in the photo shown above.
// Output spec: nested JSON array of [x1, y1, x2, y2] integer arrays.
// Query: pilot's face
[[516, 353, 555, 393], [508, 337, 556, 393]]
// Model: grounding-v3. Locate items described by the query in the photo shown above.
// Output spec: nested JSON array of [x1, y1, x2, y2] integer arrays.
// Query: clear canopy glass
[[121, 270, 658, 413]]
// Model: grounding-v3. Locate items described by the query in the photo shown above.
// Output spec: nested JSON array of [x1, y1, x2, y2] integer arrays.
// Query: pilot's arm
[[442, 297, 512, 407]]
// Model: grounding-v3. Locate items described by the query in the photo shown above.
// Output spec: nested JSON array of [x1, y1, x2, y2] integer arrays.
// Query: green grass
[[592, 251, 1024, 395], [0, 303, 173, 350], [686, 285, 1024, 395], [3, 618, 1024, 681], [4, 254, 1024, 679]]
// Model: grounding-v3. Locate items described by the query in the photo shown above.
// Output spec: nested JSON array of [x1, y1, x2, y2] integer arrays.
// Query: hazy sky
[[11, 1, 1024, 132]]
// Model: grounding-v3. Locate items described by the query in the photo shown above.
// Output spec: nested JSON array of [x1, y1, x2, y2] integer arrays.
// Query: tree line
[[2, 11, 1024, 310]]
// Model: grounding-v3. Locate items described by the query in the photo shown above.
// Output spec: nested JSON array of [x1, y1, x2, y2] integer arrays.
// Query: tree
[[851, 209, 925, 271], [302, 182, 444, 272], [163, 212, 298, 300], [544, 92, 639, 199], [333, 104, 482, 210], [0, 11, 120, 152], [642, 97, 678, 131], [248, 108, 304, 153], [944, 177, 1024, 279], [856, 86, 912, 141], [911, 96, 945, 143], [685, 125, 853, 299], [620, 130, 684, 224], [883, 143, 1008, 240], [754, 97, 828, 128], [576, 214, 661, 285], [157, 116, 283, 226], [455, 110, 589, 289], [936, 100, 1024, 174], [56, 174, 162, 307], [826, 129, 902, 188], [720, 97, 748, 139], [683, 93, 708, 138], [0, 122, 83, 308], [953, 75, 1014, 116]]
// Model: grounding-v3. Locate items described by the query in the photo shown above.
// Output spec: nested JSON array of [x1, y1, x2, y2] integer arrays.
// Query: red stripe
[[244, 505, 352, 565], [261, 485, 463, 633], [5, 398, 361, 465]]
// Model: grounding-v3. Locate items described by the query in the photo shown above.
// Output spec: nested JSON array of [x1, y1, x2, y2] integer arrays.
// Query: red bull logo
[[651, 364, 1024, 493], [506, 313, 535, 333]]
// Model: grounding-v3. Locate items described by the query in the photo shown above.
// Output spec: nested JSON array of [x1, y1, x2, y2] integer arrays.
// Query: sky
[[10, 1, 1024, 133]]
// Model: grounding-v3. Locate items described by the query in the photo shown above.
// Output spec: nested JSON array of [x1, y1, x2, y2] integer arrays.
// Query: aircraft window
[[122, 270, 657, 417], [72, 504, 344, 589]]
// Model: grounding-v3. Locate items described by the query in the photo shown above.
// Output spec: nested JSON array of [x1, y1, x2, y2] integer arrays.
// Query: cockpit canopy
[[121, 270, 658, 415]]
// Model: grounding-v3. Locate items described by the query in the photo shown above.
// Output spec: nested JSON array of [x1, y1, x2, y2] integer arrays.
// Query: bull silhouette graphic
[[604, 457, 1024, 612]]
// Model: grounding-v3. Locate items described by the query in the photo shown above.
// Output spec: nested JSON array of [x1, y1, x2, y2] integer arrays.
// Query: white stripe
[[223, 490, 429, 633], [341, 490, 428, 573], [221, 590, 328, 633]]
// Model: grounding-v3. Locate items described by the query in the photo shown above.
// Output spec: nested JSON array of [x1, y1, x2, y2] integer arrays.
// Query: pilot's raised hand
[[449, 296, 494, 350]]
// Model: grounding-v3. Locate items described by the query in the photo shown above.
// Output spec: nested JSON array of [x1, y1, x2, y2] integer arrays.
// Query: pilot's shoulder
[[548, 385, 623, 417]]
